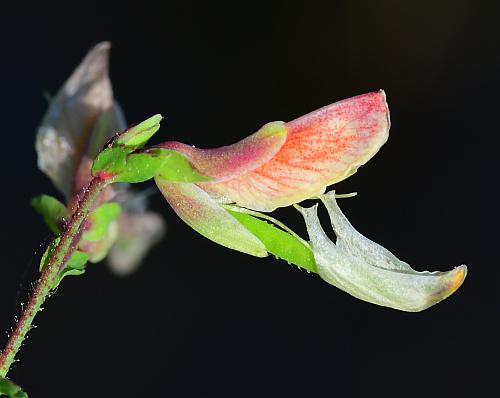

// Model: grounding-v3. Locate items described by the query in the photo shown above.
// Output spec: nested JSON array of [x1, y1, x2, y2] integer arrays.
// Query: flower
[[155, 92, 467, 311], [36, 42, 125, 201], [155, 91, 390, 256], [35, 42, 165, 274], [297, 191, 467, 311]]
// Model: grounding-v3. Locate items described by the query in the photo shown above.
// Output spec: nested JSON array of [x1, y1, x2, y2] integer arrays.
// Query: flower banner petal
[[203, 91, 390, 211], [105, 186, 166, 275], [108, 210, 166, 275], [36, 42, 126, 198], [298, 192, 467, 312]]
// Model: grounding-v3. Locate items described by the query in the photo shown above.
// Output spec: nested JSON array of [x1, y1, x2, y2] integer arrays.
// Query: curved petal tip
[[203, 91, 391, 211], [299, 192, 467, 312]]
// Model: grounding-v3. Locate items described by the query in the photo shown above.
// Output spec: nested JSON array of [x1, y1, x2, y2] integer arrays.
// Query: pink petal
[[108, 210, 166, 275], [158, 121, 287, 181], [36, 42, 126, 199], [202, 91, 390, 211], [155, 179, 268, 257]]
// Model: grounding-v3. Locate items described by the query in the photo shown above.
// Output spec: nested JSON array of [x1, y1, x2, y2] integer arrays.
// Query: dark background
[[0, 1, 497, 396]]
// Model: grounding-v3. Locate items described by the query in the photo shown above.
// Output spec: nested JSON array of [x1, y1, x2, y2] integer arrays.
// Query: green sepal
[[82, 203, 121, 242], [227, 210, 317, 273], [114, 114, 162, 148], [0, 377, 28, 398], [92, 114, 163, 178], [155, 149, 212, 182], [91, 146, 128, 177], [91, 114, 211, 183], [92, 146, 212, 184], [31, 194, 68, 234], [111, 151, 169, 183], [91, 111, 212, 183]]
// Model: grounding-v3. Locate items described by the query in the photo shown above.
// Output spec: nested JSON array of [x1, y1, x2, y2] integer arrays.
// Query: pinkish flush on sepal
[[156, 180, 267, 257]]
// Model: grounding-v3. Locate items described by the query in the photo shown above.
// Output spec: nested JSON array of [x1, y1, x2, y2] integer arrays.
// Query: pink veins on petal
[[161, 90, 390, 212]]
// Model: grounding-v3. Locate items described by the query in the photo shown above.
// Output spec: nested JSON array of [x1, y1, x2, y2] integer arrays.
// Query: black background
[[0, 1, 497, 397]]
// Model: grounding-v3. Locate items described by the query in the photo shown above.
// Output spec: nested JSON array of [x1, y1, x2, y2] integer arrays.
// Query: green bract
[[39, 237, 89, 287], [91, 147, 128, 177], [91, 113, 211, 184], [91, 114, 164, 180], [0, 377, 28, 398], [39, 237, 60, 272], [114, 114, 162, 148], [57, 251, 89, 286], [31, 195, 68, 234]]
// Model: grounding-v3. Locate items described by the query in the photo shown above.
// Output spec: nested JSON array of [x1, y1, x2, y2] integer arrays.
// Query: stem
[[0, 176, 108, 377]]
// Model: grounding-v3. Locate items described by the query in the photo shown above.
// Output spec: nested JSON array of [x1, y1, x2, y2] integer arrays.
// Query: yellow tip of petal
[[446, 265, 467, 295]]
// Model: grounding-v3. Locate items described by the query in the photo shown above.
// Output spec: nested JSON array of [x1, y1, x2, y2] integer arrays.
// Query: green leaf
[[39, 237, 60, 272], [227, 210, 317, 273], [31, 195, 67, 234], [155, 149, 212, 182], [114, 114, 163, 148], [0, 377, 28, 398], [82, 203, 121, 242]]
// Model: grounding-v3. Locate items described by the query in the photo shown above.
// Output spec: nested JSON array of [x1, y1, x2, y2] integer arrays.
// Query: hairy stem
[[0, 176, 108, 377]]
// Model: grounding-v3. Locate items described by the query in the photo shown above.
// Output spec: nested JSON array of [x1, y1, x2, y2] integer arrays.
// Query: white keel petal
[[298, 194, 467, 312]]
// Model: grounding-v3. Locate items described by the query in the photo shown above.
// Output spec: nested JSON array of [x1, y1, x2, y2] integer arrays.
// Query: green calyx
[[114, 114, 163, 149], [92, 115, 211, 184], [91, 114, 164, 181], [92, 147, 212, 183]]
